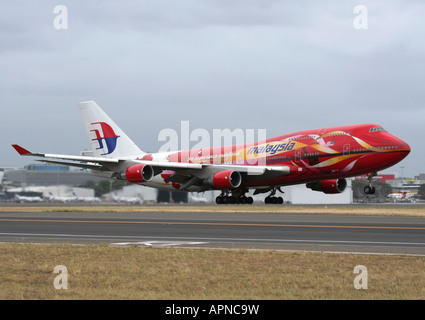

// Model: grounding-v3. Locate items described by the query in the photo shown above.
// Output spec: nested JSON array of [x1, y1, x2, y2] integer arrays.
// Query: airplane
[[12, 101, 411, 205], [14, 194, 43, 203], [387, 191, 415, 202], [45, 195, 101, 203], [387, 192, 408, 200]]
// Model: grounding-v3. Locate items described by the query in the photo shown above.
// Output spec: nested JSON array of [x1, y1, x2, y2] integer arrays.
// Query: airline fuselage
[[141, 124, 410, 192]]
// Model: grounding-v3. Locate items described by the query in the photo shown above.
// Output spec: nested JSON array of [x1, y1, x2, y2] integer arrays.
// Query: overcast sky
[[1, 0, 424, 177]]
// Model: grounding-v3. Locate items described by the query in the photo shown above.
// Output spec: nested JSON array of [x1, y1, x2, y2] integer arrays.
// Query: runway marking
[[1, 232, 425, 247], [111, 241, 208, 247], [1, 218, 425, 231]]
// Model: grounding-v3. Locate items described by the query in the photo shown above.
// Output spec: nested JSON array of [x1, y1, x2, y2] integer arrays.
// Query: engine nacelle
[[206, 170, 242, 189], [306, 179, 347, 194], [121, 164, 154, 183]]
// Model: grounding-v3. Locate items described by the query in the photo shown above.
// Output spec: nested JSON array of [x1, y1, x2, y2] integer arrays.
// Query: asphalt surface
[[1, 209, 425, 255]]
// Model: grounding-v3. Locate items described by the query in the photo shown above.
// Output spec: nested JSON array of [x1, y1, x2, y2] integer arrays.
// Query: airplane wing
[[12, 144, 291, 189], [12, 144, 203, 170], [12, 144, 289, 172], [12, 144, 119, 164]]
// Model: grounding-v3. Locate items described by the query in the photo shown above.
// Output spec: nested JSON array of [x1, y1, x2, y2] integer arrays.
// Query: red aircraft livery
[[12, 101, 411, 204]]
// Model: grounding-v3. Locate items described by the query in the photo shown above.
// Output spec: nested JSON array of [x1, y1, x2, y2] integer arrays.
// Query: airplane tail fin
[[78, 101, 145, 158]]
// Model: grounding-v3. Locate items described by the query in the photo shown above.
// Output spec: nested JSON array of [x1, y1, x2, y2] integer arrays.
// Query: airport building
[[386, 178, 422, 199], [0, 164, 103, 202], [3, 164, 105, 186]]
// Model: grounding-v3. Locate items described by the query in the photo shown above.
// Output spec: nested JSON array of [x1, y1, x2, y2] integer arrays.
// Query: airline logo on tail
[[90, 122, 120, 155]]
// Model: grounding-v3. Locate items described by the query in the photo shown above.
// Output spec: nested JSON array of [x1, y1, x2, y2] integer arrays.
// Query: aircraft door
[[295, 149, 302, 162], [343, 144, 350, 158]]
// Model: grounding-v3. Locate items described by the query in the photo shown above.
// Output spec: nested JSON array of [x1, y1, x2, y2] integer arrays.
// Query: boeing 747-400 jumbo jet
[[12, 101, 410, 204]]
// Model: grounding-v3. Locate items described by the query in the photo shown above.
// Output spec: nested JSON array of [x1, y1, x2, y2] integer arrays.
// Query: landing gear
[[364, 172, 377, 195], [238, 196, 254, 204], [215, 186, 285, 205], [364, 185, 376, 195], [265, 196, 284, 204], [215, 190, 254, 205], [264, 187, 284, 205]]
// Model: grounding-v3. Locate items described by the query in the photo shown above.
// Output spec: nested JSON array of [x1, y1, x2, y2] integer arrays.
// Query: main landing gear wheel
[[264, 196, 283, 204], [364, 185, 376, 195], [238, 196, 254, 204], [215, 192, 254, 205], [364, 172, 377, 195], [264, 187, 284, 205]]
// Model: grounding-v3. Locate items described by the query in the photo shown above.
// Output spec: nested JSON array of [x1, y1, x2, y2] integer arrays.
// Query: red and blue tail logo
[[90, 122, 120, 155]]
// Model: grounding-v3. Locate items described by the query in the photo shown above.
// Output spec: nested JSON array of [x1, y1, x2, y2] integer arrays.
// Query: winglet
[[12, 144, 31, 155]]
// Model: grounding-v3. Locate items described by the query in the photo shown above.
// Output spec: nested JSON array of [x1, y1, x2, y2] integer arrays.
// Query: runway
[[1, 209, 425, 255]]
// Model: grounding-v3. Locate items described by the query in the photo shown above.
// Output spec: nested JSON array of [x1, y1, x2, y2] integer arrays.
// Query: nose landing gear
[[364, 172, 376, 195]]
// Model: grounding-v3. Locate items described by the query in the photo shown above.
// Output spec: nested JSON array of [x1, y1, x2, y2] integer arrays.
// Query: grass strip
[[1, 243, 424, 300], [0, 204, 425, 217]]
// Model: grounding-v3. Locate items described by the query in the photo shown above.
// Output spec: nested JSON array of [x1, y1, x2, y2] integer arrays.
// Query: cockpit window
[[369, 127, 386, 133]]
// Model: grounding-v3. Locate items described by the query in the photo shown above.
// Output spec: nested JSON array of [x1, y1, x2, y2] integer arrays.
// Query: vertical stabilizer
[[78, 101, 144, 158]]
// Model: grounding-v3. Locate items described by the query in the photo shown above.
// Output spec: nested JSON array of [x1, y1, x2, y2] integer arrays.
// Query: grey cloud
[[0, 0, 424, 177]]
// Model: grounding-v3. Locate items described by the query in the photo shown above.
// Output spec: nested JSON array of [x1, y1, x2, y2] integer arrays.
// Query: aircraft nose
[[397, 138, 411, 160], [400, 139, 411, 153]]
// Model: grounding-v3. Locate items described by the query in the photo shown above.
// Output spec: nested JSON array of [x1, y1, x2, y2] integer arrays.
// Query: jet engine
[[306, 179, 347, 194], [206, 170, 242, 189], [121, 164, 154, 183]]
